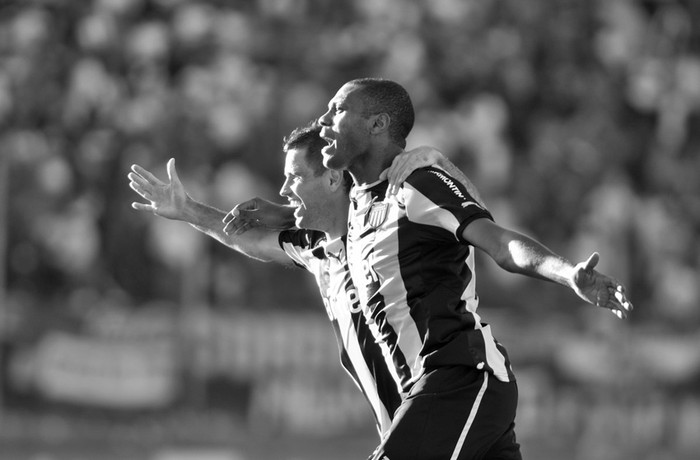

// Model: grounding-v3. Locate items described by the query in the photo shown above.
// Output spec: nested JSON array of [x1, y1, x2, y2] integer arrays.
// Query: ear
[[327, 169, 344, 192], [369, 113, 391, 135]]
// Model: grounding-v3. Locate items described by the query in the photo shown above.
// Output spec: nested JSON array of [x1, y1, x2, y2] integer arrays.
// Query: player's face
[[279, 147, 334, 231], [318, 83, 372, 172]]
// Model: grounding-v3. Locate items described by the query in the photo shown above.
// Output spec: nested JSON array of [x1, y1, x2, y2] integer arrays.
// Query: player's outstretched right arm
[[128, 158, 291, 264]]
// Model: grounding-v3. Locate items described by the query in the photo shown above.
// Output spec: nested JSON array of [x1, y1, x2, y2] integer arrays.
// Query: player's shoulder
[[403, 166, 488, 213]]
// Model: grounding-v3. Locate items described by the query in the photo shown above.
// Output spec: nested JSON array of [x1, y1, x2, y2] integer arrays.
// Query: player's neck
[[349, 145, 403, 186], [323, 200, 350, 240]]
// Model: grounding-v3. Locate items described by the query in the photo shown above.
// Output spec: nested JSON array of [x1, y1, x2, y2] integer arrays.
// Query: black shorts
[[369, 366, 521, 460]]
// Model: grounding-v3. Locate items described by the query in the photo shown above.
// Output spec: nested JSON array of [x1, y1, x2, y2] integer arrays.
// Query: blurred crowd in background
[[1, 0, 699, 459]]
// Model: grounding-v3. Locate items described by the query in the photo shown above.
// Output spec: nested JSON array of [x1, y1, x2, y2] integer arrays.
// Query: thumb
[[236, 207, 259, 219], [236, 198, 260, 213], [583, 252, 600, 271], [167, 158, 180, 184], [379, 168, 389, 181], [232, 199, 260, 220]]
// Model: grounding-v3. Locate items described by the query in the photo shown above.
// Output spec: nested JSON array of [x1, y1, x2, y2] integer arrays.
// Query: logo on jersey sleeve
[[429, 169, 484, 210]]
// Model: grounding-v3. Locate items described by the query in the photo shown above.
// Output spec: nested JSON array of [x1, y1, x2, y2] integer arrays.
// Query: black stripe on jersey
[[364, 267, 414, 390], [343, 271, 403, 423]]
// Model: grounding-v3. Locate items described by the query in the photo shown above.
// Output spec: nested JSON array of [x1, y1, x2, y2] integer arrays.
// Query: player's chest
[[346, 194, 405, 274], [311, 253, 362, 321]]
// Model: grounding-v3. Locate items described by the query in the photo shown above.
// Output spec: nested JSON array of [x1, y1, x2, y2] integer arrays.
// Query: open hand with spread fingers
[[128, 158, 188, 221], [570, 252, 633, 319]]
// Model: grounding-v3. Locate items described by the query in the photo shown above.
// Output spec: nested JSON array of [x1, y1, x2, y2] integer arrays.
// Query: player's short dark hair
[[348, 78, 415, 148], [283, 121, 352, 192], [283, 121, 327, 176]]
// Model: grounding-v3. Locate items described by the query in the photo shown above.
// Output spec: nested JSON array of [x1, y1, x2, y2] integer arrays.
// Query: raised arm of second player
[[128, 158, 292, 265], [380, 146, 485, 206]]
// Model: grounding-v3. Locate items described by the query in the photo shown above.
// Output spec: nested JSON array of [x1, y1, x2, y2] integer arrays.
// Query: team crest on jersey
[[365, 201, 388, 228]]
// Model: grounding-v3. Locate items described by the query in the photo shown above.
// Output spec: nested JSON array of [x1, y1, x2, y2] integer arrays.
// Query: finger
[[615, 289, 632, 311], [132, 202, 154, 212], [383, 155, 405, 183], [583, 252, 599, 271], [379, 168, 389, 181], [129, 181, 151, 201], [222, 210, 236, 224], [224, 215, 248, 234], [387, 164, 408, 196], [235, 199, 259, 212], [223, 215, 237, 234], [235, 209, 262, 225], [131, 164, 164, 186], [393, 160, 409, 184], [128, 172, 150, 190], [223, 203, 247, 224], [233, 222, 253, 235], [388, 178, 401, 197]]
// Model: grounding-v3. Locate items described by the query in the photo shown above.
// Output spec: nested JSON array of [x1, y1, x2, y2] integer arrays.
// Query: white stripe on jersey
[[450, 372, 489, 460], [402, 184, 463, 240], [462, 251, 479, 314], [479, 324, 511, 382]]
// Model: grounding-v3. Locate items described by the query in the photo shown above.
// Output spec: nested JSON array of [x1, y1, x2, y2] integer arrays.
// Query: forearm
[[180, 198, 283, 263], [181, 198, 231, 245], [496, 232, 576, 288]]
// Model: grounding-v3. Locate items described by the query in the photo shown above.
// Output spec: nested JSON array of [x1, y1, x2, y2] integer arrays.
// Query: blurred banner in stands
[[9, 330, 179, 409]]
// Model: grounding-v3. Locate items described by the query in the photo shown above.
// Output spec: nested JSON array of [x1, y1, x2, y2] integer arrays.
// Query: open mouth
[[321, 139, 336, 156], [320, 129, 336, 155], [287, 199, 303, 217]]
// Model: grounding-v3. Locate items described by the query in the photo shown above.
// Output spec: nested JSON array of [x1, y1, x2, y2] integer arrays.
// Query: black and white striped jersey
[[279, 229, 402, 435], [346, 166, 515, 393]]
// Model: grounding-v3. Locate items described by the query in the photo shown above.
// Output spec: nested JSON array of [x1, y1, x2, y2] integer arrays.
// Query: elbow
[[498, 240, 536, 274]]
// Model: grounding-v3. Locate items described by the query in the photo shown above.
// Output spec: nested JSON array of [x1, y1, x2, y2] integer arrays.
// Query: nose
[[318, 109, 330, 127], [279, 177, 291, 197]]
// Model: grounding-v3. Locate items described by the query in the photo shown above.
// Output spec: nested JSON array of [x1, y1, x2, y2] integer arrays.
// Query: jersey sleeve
[[402, 167, 493, 243], [278, 229, 326, 270]]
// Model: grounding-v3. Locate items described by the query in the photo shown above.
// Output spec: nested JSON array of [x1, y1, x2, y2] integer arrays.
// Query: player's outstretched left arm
[[463, 218, 633, 319]]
